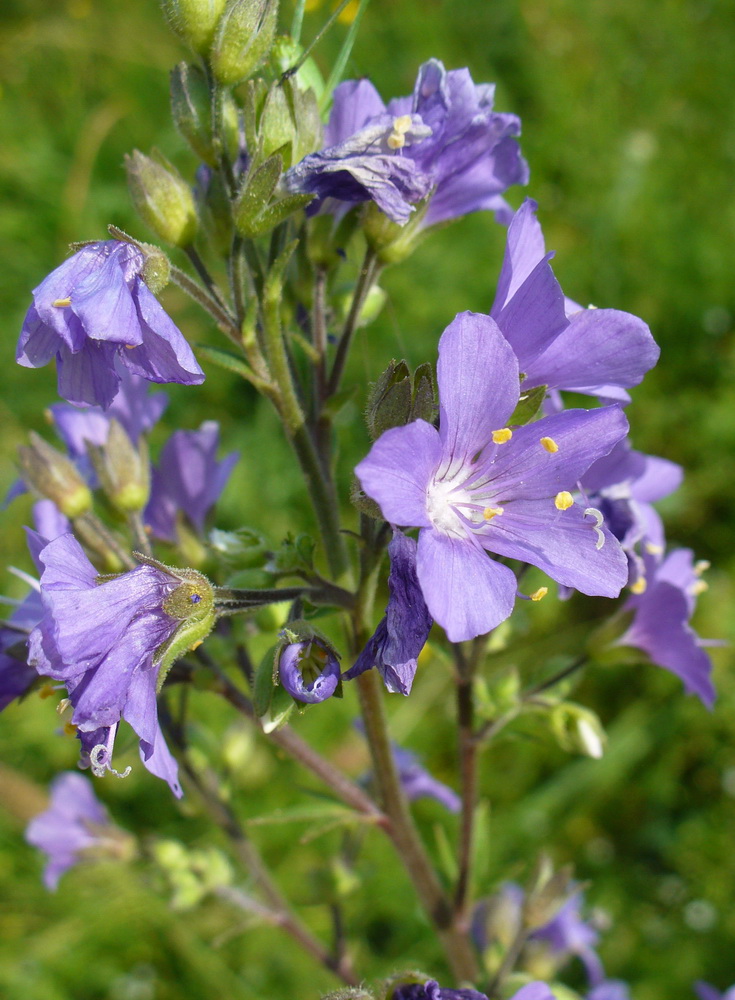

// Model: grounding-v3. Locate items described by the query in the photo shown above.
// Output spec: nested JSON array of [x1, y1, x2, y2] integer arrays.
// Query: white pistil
[[584, 507, 606, 550], [89, 744, 132, 780]]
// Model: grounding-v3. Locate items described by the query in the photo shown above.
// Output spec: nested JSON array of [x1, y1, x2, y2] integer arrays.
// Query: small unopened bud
[[125, 150, 198, 248], [87, 420, 150, 514], [524, 856, 575, 930], [18, 433, 92, 518], [139, 245, 171, 295], [170, 62, 239, 167], [210, 0, 279, 87], [161, 0, 227, 55], [277, 621, 341, 705], [551, 702, 607, 760]]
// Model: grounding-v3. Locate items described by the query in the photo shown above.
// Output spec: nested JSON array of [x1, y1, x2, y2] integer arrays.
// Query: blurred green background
[[1, 0, 734, 997]]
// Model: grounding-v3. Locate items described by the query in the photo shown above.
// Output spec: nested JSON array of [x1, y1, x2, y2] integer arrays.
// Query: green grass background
[[1, 0, 734, 997]]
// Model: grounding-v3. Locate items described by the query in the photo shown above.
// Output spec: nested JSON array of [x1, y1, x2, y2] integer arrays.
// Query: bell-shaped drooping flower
[[695, 983, 735, 1000], [284, 59, 527, 227], [619, 548, 716, 707], [490, 200, 659, 401], [25, 772, 132, 890], [278, 637, 341, 704], [0, 587, 44, 711], [356, 312, 629, 642], [16, 240, 204, 409], [344, 530, 432, 695], [145, 421, 238, 544], [391, 981, 552, 1000], [28, 533, 216, 794]]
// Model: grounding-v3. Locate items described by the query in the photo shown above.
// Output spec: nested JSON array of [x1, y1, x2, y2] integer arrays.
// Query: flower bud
[[125, 150, 198, 248], [17, 433, 92, 519], [139, 245, 171, 295], [210, 0, 279, 87], [550, 702, 607, 759], [87, 419, 150, 514], [277, 622, 341, 704], [161, 0, 227, 55], [362, 198, 431, 266], [170, 62, 239, 167]]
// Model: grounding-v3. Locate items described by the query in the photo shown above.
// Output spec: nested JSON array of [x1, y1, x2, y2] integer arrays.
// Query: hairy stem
[[326, 248, 380, 399]]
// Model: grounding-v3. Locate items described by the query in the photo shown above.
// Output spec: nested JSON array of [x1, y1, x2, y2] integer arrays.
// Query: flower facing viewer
[[356, 312, 629, 642], [25, 772, 133, 890], [17, 240, 204, 408]]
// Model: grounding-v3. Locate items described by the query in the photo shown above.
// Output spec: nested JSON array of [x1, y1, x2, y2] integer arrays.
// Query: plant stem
[[453, 642, 479, 924], [184, 245, 231, 314], [181, 755, 358, 986], [326, 247, 379, 399], [169, 262, 240, 343], [355, 669, 479, 983]]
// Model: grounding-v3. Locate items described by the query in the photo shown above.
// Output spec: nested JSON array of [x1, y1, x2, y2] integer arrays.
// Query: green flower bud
[[210, 0, 279, 87], [161, 0, 227, 55], [125, 149, 198, 248], [551, 702, 607, 760], [170, 62, 239, 167], [272, 35, 326, 104], [139, 245, 171, 295], [362, 198, 432, 266], [18, 432, 92, 518], [87, 420, 150, 515]]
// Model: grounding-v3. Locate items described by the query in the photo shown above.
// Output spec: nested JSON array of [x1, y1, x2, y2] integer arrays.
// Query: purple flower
[[392, 982, 552, 1000], [533, 891, 604, 985], [620, 548, 716, 707], [284, 60, 527, 227], [145, 421, 238, 543], [356, 311, 629, 642], [25, 772, 126, 890], [278, 638, 341, 704], [344, 530, 432, 695], [27, 533, 212, 795], [490, 201, 659, 399], [17, 240, 204, 408], [695, 983, 735, 1000], [588, 982, 632, 1000], [393, 744, 461, 813]]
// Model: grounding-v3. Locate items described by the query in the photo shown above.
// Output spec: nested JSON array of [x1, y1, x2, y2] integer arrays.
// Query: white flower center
[[426, 475, 474, 538]]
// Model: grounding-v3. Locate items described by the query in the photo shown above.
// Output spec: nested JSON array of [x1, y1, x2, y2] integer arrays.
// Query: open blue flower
[[356, 312, 629, 642], [17, 241, 204, 408]]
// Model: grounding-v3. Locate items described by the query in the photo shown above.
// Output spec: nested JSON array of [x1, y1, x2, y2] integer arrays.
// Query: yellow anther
[[189, 639, 204, 652], [691, 579, 709, 596], [645, 542, 664, 555], [52, 297, 72, 308], [393, 115, 413, 134], [56, 697, 71, 717], [540, 436, 559, 454], [63, 722, 78, 737], [695, 560, 711, 576], [492, 428, 513, 444], [125, 344, 137, 350], [554, 491, 574, 511], [38, 683, 56, 700], [630, 577, 647, 594], [387, 132, 405, 149], [483, 506, 504, 520], [530, 587, 548, 602]]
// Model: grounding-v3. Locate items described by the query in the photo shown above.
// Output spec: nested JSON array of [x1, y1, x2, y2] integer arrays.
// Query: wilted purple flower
[[25, 772, 129, 890], [491, 200, 659, 400], [620, 548, 716, 707], [695, 983, 735, 1000], [356, 311, 629, 642], [344, 530, 432, 695], [50, 368, 168, 459], [17, 240, 204, 408], [145, 421, 238, 543], [392, 981, 552, 1000], [27, 533, 212, 795], [278, 638, 340, 704], [285, 60, 527, 227]]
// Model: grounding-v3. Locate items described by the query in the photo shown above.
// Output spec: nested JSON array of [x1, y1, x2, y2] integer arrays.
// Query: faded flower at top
[[356, 312, 628, 642], [145, 421, 238, 544], [391, 981, 553, 1000], [17, 240, 204, 409], [344, 530, 432, 695], [284, 59, 527, 226], [619, 548, 716, 707], [28, 533, 216, 795], [25, 771, 132, 890], [490, 200, 659, 401]]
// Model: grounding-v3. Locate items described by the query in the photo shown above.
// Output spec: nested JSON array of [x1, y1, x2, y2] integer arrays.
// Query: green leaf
[[233, 153, 283, 235], [195, 344, 256, 380], [509, 383, 548, 425], [253, 643, 279, 717]]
